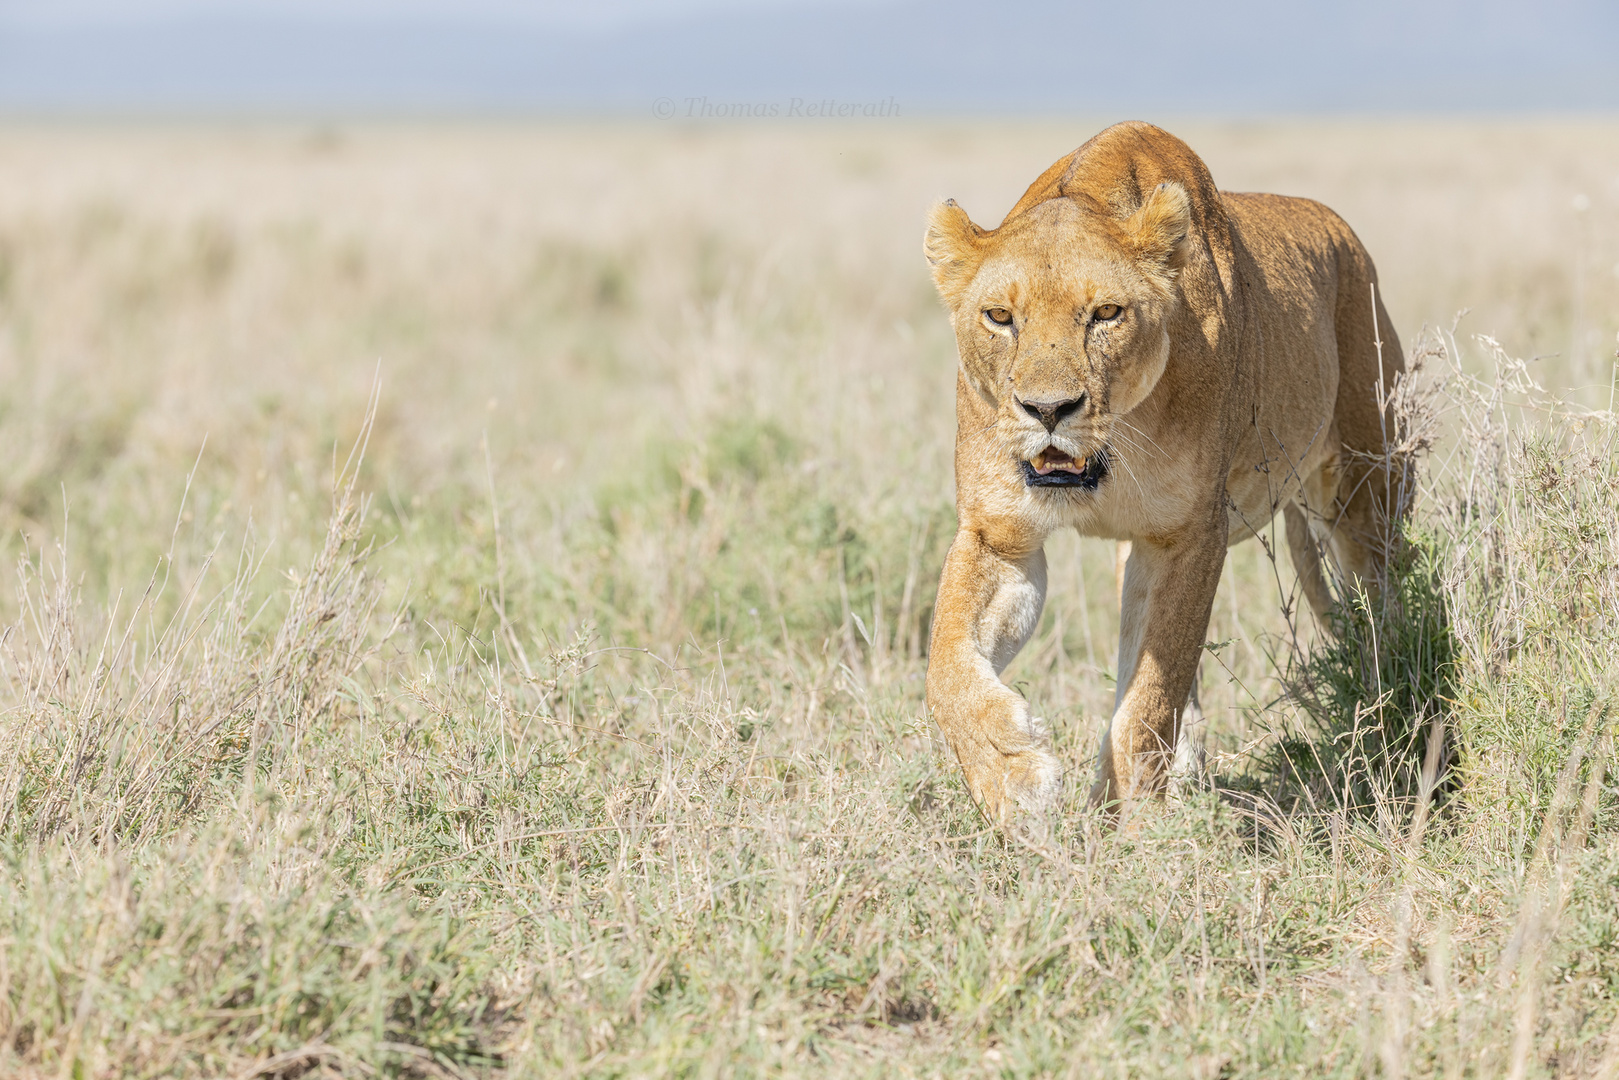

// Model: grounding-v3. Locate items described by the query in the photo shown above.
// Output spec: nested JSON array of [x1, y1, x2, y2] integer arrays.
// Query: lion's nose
[[1018, 394, 1086, 433]]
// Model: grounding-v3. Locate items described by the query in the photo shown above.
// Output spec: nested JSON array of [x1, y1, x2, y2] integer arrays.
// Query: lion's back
[[1219, 188, 1401, 463], [1221, 191, 1375, 303]]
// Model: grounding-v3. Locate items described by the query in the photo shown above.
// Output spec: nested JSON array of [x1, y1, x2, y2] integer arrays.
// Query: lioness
[[923, 121, 1403, 821]]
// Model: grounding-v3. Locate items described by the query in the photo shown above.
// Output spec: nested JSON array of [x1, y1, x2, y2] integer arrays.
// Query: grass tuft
[[1269, 527, 1459, 816]]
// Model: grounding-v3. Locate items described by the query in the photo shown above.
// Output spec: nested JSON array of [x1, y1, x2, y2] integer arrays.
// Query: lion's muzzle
[[1022, 446, 1109, 490]]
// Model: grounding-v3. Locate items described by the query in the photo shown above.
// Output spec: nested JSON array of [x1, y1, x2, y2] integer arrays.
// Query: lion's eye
[[984, 308, 1013, 326], [1093, 303, 1122, 322]]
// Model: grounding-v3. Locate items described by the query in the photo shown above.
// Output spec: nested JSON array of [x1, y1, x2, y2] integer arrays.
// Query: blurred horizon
[[1, 0, 1616, 117]]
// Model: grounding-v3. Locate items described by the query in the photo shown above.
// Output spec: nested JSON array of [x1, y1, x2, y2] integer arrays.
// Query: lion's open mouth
[[1021, 447, 1108, 490]]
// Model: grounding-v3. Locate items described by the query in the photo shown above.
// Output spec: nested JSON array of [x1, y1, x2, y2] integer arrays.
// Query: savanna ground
[[0, 118, 1616, 1078]]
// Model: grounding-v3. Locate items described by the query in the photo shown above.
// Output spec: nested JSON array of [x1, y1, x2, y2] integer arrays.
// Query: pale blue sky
[[0, 0, 1613, 114], [0, 0, 796, 28]]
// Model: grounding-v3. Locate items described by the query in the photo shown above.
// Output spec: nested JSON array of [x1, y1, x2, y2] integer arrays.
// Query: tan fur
[[923, 122, 1404, 823]]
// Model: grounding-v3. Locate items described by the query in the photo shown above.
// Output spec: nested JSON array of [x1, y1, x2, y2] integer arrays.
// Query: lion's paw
[[971, 738, 1061, 828]]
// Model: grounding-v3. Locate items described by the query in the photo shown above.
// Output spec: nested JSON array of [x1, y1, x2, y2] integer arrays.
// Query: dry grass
[[0, 119, 1614, 1077]]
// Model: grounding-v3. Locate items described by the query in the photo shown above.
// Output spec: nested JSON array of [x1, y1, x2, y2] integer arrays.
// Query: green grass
[[1263, 526, 1459, 816], [2, 375, 1615, 1078]]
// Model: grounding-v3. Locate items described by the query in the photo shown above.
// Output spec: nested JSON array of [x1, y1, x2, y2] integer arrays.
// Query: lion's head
[[924, 179, 1192, 490]]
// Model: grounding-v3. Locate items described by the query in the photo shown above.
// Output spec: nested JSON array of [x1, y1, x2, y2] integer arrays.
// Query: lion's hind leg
[[1291, 443, 1405, 622], [1285, 500, 1335, 621], [1328, 245, 1408, 597]]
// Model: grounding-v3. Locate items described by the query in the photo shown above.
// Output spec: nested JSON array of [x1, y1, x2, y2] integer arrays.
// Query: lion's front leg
[[1091, 523, 1226, 809], [925, 529, 1059, 826]]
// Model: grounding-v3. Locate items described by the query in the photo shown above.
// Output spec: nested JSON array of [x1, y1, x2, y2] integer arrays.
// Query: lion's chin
[[1022, 447, 1108, 490]]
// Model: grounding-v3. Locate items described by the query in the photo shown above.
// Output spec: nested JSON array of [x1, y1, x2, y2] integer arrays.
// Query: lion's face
[[924, 183, 1191, 489]]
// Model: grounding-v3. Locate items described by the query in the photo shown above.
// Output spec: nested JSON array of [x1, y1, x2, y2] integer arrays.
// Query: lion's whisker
[[1115, 418, 1169, 461]]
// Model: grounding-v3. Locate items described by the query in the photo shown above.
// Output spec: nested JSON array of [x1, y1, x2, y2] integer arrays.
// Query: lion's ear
[[1124, 181, 1192, 271], [924, 199, 986, 306]]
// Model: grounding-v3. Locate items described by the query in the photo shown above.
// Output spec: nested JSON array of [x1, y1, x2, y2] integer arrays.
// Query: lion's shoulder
[[1004, 122, 1225, 236]]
